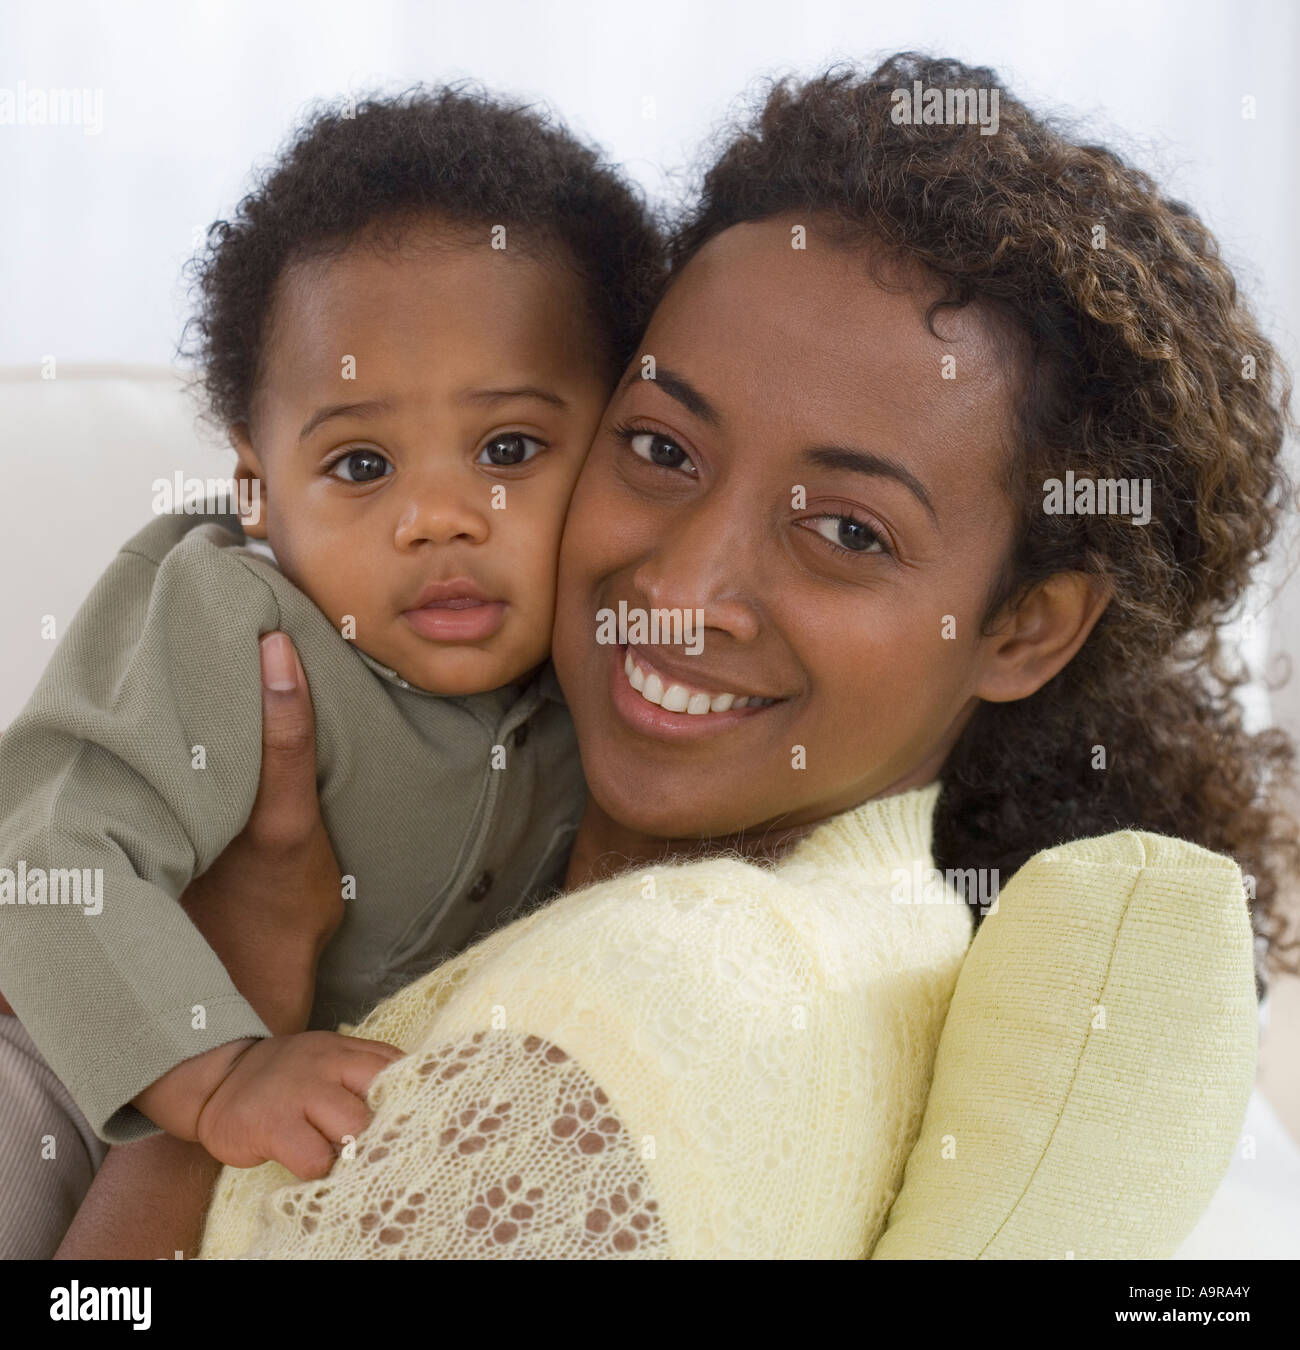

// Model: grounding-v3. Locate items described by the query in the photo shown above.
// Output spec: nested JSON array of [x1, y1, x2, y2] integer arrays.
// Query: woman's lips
[[403, 598, 507, 642], [607, 642, 784, 739]]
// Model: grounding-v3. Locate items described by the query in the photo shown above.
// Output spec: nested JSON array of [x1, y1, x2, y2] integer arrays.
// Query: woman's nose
[[391, 480, 490, 550], [630, 506, 761, 643]]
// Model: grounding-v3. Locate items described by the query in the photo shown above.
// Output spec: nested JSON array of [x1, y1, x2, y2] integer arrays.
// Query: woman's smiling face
[[553, 213, 1045, 841]]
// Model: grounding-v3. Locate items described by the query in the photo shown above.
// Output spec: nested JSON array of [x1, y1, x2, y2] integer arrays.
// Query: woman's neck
[[563, 794, 818, 891], [563, 756, 949, 893]]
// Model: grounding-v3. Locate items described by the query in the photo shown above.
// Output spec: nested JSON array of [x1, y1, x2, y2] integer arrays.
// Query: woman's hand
[[179, 631, 343, 1035]]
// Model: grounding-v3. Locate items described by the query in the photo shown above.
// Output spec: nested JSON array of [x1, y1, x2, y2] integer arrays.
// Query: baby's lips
[[406, 575, 498, 609]]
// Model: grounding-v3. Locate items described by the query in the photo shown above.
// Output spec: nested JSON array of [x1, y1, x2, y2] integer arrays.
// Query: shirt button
[[514, 724, 529, 750], [466, 871, 493, 904]]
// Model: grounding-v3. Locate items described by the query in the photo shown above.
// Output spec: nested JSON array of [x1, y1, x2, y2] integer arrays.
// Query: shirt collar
[[356, 647, 565, 724], [785, 780, 943, 874]]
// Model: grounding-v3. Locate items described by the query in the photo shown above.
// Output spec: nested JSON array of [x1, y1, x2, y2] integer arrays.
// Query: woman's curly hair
[[183, 84, 665, 426], [673, 53, 1300, 990]]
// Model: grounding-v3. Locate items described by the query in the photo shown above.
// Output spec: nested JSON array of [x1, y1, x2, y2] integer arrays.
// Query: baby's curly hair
[[184, 84, 664, 426], [674, 52, 1300, 989]]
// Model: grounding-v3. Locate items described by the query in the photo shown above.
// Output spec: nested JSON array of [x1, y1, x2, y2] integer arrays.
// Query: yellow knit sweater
[[200, 781, 975, 1258]]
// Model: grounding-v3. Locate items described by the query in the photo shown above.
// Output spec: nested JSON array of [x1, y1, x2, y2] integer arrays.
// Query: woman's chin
[[585, 768, 743, 843]]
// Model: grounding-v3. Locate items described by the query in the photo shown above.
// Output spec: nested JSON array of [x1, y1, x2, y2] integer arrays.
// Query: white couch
[[2, 363, 1297, 1257], [0, 364, 232, 729]]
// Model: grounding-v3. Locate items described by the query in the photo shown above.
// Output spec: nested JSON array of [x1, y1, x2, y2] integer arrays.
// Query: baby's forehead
[[275, 226, 583, 324], [262, 235, 608, 393]]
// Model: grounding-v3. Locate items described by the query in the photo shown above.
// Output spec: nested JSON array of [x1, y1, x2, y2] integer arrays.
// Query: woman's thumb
[[251, 632, 320, 847]]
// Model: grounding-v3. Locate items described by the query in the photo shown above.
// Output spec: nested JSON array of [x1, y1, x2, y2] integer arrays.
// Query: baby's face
[[234, 220, 611, 695]]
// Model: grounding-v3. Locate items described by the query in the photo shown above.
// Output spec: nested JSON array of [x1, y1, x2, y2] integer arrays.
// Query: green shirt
[[0, 508, 585, 1142]]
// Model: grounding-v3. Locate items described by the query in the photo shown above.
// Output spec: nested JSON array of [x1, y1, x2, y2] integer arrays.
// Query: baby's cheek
[[500, 513, 563, 615], [306, 570, 366, 633], [505, 597, 558, 673], [284, 550, 390, 655]]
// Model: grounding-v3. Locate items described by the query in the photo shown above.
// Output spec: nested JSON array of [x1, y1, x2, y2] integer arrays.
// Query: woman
[[59, 52, 1298, 1258]]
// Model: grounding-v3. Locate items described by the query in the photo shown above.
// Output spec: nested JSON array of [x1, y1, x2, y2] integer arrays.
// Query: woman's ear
[[975, 571, 1112, 703], [230, 424, 269, 540]]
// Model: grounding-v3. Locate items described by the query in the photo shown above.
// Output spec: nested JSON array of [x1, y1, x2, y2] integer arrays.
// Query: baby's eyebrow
[[297, 387, 568, 440], [299, 399, 393, 440], [456, 386, 569, 410]]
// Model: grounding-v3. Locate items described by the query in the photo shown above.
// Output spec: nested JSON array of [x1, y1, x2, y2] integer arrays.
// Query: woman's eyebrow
[[806, 445, 939, 523], [621, 365, 720, 425]]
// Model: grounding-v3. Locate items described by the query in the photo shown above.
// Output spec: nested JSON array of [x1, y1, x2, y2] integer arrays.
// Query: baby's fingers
[[345, 1037, 405, 1062], [337, 1045, 405, 1099], [306, 1084, 375, 1157], [277, 1116, 341, 1182]]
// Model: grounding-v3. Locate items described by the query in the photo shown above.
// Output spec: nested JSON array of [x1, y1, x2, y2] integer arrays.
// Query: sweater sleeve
[[199, 849, 968, 1259], [0, 526, 280, 1141], [203, 1025, 669, 1259]]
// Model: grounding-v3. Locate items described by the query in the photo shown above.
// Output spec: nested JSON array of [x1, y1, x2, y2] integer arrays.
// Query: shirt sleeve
[[0, 527, 281, 1141]]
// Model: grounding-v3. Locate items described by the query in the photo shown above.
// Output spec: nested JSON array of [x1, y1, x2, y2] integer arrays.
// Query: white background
[[2, 0, 1297, 376]]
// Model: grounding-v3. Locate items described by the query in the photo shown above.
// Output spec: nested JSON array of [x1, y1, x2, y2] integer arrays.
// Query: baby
[[0, 88, 660, 1200]]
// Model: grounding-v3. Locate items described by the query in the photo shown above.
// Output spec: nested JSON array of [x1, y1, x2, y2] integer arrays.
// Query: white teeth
[[621, 648, 778, 716], [661, 683, 690, 712]]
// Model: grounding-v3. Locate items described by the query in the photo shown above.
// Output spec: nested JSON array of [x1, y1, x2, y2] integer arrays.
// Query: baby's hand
[[196, 1031, 405, 1180]]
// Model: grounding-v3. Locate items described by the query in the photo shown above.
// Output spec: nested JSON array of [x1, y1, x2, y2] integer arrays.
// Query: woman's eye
[[329, 449, 392, 483], [478, 433, 543, 466], [804, 514, 887, 555], [628, 431, 697, 476]]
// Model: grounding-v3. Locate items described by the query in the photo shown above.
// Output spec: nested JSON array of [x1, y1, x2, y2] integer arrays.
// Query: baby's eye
[[628, 431, 697, 476], [478, 434, 544, 466], [329, 448, 392, 483], [802, 514, 887, 555]]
